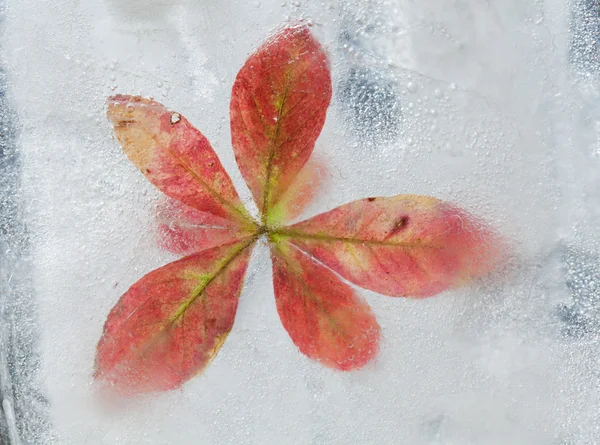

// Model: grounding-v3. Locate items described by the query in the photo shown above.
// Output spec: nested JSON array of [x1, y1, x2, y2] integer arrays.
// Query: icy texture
[[3, 0, 600, 443], [0, 22, 51, 443]]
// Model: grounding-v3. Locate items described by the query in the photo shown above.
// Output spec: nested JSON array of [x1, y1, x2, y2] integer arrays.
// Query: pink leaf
[[271, 238, 380, 370], [230, 25, 332, 217], [281, 195, 501, 297]]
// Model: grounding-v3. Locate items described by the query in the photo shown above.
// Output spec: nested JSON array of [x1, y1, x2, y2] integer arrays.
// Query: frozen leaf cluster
[[95, 25, 500, 394]]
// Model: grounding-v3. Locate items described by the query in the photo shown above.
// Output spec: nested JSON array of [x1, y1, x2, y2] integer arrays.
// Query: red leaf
[[95, 239, 255, 394], [107, 95, 253, 225], [156, 199, 255, 256], [230, 25, 332, 219], [279, 195, 501, 298], [270, 239, 380, 370]]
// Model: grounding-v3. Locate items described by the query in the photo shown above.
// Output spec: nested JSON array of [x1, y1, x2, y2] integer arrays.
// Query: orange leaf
[[270, 239, 380, 370], [156, 199, 255, 256], [279, 195, 501, 298], [230, 25, 332, 219], [107, 95, 253, 226], [94, 239, 255, 394]]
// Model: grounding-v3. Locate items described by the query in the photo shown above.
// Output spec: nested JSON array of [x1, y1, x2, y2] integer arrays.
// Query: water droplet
[[407, 82, 418, 93], [157, 80, 163, 88], [434, 88, 443, 98], [126, 103, 135, 113], [170, 112, 181, 124]]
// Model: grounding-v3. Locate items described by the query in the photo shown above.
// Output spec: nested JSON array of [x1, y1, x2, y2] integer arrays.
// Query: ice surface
[[3, 0, 600, 443]]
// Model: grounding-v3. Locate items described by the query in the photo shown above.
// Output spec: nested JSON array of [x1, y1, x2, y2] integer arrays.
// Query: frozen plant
[[94, 24, 500, 395]]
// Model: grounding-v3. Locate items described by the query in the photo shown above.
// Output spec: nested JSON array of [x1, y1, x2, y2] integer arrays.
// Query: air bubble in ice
[[339, 65, 401, 147]]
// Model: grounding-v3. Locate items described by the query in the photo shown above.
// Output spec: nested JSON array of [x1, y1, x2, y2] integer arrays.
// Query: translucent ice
[[2, 0, 600, 443]]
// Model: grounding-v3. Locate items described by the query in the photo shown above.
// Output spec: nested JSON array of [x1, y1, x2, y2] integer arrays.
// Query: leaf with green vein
[[94, 239, 255, 394], [280, 195, 501, 298], [107, 95, 253, 226], [271, 239, 380, 370], [230, 25, 332, 219]]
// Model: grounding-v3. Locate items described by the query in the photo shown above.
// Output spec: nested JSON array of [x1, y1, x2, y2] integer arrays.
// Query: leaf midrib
[[271, 228, 443, 249], [261, 84, 289, 220], [167, 235, 258, 327], [260, 63, 314, 220]]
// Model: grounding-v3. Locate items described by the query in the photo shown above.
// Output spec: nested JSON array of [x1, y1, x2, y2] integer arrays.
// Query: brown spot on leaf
[[389, 216, 409, 236], [367, 197, 376, 202], [114, 119, 136, 128]]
